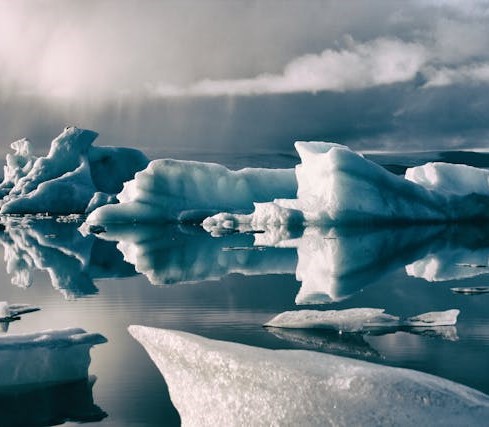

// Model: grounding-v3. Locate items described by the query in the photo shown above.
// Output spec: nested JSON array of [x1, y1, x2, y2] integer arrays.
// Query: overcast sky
[[1, 0, 489, 154]]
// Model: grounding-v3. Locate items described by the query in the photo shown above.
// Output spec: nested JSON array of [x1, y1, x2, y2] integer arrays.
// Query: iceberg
[[85, 158, 296, 224], [264, 308, 459, 332], [0, 327, 106, 387], [204, 141, 489, 230], [0, 127, 149, 215], [129, 326, 489, 426]]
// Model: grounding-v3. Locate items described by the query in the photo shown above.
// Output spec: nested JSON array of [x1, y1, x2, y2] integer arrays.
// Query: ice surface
[[265, 308, 459, 332], [204, 141, 489, 230], [0, 327, 106, 387], [86, 158, 296, 224], [129, 326, 489, 426], [0, 127, 149, 214], [0, 217, 136, 299]]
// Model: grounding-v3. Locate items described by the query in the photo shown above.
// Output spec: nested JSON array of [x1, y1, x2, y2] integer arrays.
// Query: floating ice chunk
[[85, 191, 118, 214], [86, 158, 296, 224], [0, 327, 106, 387], [265, 308, 459, 332], [0, 127, 149, 214], [129, 326, 489, 426], [0, 301, 40, 323], [451, 286, 489, 295]]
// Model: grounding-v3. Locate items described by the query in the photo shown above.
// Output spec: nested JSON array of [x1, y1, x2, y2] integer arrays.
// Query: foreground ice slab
[[130, 326, 489, 426], [265, 308, 459, 332], [0, 328, 106, 387], [85, 158, 296, 224], [204, 141, 489, 229], [0, 127, 149, 214]]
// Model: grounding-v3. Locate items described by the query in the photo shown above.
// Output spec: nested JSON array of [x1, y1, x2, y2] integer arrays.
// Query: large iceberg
[[129, 326, 489, 426], [204, 141, 489, 229], [0, 127, 149, 215], [85, 158, 296, 224]]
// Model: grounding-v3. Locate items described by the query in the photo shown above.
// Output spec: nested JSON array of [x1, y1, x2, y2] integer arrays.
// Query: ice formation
[[0, 301, 39, 325], [130, 326, 489, 426], [85, 158, 296, 224], [0, 127, 149, 215], [0, 217, 136, 299], [203, 141, 489, 230], [0, 327, 106, 387], [265, 308, 459, 332]]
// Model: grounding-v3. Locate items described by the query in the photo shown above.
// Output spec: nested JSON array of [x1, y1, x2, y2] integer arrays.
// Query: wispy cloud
[[151, 38, 427, 97], [424, 63, 489, 87]]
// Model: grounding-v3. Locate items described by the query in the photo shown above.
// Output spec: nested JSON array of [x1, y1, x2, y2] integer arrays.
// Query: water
[[1, 152, 489, 426]]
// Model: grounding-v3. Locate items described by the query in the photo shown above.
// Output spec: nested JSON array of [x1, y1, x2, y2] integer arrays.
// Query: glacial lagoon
[[1, 149, 489, 426]]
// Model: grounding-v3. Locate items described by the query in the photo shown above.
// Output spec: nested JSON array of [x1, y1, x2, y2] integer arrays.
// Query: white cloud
[[424, 63, 489, 87], [151, 38, 428, 97]]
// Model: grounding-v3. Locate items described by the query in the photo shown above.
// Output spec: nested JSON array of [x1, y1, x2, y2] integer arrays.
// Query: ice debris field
[[3, 127, 489, 227]]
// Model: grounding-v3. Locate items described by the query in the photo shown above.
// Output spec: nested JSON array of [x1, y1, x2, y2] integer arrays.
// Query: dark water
[[1, 152, 489, 426]]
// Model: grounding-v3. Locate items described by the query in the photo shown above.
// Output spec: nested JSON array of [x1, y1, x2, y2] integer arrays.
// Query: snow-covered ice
[[85, 158, 296, 224], [129, 326, 489, 426], [0, 127, 149, 215], [0, 327, 106, 387], [265, 308, 459, 332]]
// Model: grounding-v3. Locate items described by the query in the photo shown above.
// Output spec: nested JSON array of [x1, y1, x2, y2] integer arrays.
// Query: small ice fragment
[[451, 286, 489, 295]]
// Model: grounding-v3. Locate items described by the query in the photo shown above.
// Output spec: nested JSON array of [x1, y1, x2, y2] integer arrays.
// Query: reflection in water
[[4, 219, 489, 304], [0, 217, 136, 299], [98, 224, 297, 285], [406, 225, 489, 282], [0, 377, 107, 427]]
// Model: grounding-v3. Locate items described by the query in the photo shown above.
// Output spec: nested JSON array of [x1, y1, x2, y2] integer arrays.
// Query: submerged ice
[[130, 326, 489, 426]]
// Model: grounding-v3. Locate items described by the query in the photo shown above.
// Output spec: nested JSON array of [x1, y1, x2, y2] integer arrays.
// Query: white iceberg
[[0, 127, 149, 215], [129, 326, 489, 426], [264, 308, 459, 332], [204, 141, 489, 230], [0, 327, 106, 388], [85, 158, 296, 224]]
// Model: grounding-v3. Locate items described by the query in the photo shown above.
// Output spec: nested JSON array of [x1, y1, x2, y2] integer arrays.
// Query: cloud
[[424, 63, 489, 87], [151, 38, 427, 97]]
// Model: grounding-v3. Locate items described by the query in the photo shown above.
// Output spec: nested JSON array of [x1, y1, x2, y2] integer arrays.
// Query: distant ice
[[0, 327, 106, 388], [129, 326, 489, 426], [0, 127, 148, 215], [0, 301, 39, 331], [265, 308, 459, 332]]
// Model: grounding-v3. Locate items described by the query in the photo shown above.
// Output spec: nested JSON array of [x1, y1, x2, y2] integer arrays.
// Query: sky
[[1, 0, 489, 155]]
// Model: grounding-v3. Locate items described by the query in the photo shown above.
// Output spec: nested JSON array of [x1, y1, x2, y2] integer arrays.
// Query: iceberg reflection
[[0, 217, 137, 299]]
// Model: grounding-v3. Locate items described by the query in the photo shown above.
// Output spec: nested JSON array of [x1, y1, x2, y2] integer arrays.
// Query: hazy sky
[[1, 0, 489, 154]]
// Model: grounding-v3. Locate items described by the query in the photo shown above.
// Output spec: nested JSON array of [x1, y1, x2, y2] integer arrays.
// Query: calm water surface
[[0, 152, 489, 426]]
